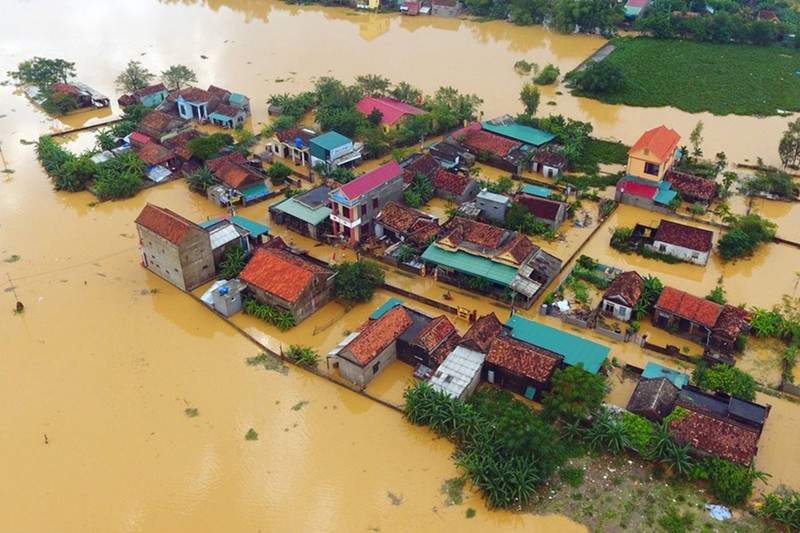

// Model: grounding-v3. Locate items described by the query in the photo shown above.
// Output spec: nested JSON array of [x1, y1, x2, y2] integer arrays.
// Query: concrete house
[[309, 131, 363, 170], [599, 270, 644, 322], [206, 152, 270, 205], [448, 123, 532, 174], [356, 96, 427, 133], [269, 185, 332, 241], [626, 377, 680, 422], [431, 167, 477, 204], [329, 161, 404, 246], [199, 215, 271, 267], [238, 243, 335, 324], [626, 125, 680, 183], [401, 152, 441, 185], [374, 201, 438, 244], [118, 83, 169, 108], [270, 127, 318, 167], [665, 170, 718, 205], [135, 141, 177, 183], [515, 193, 567, 230], [168, 85, 251, 128], [134, 204, 215, 291], [484, 336, 562, 400], [431, 0, 464, 16], [136, 110, 191, 143], [476, 190, 510, 222], [530, 150, 569, 177], [649, 220, 714, 266]]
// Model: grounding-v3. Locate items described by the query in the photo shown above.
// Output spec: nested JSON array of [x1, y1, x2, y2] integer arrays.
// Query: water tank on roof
[[295, 138, 302, 148]]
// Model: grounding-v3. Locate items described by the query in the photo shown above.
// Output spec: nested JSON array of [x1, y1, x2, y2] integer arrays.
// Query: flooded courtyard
[[2, 0, 800, 530]]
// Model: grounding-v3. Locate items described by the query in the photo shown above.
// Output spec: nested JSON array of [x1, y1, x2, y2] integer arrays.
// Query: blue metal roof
[[370, 297, 404, 319], [642, 362, 689, 389], [521, 184, 554, 198]]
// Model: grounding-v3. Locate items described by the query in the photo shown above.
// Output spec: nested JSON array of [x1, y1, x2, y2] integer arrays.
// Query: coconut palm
[[665, 442, 694, 476], [187, 166, 219, 194]]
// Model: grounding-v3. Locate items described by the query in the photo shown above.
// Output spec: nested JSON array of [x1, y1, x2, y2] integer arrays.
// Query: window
[[342, 206, 350, 219], [692, 251, 699, 259], [361, 204, 367, 217], [659, 244, 666, 252], [372, 197, 379, 209], [372, 361, 380, 374], [644, 162, 660, 176]]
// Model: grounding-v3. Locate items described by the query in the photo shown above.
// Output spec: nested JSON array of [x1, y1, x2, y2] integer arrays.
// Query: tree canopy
[[542, 364, 607, 422], [161, 64, 198, 91], [779, 118, 800, 168], [8, 57, 76, 88], [571, 60, 626, 95], [333, 259, 385, 303], [115, 60, 155, 93]]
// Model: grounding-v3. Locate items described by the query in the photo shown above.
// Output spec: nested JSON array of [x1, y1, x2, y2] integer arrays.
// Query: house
[[421, 217, 561, 308], [137, 110, 191, 143], [649, 220, 714, 266], [476, 190, 510, 222], [118, 83, 169, 108], [431, 167, 478, 204], [653, 287, 751, 354], [166, 85, 251, 128], [428, 141, 475, 171], [269, 185, 332, 241], [400, 1, 421, 15], [515, 193, 568, 230], [50, 82, 110, 110], [449, 123, 533, 174], [641, 362, 690, 389], [135, 141, 178, 183], [334, 305, 414, 387], [480, 116, 556, 149], [356, 96, 426, 133], [626, 125, 680, 183], [355, 0, 380, 9], [484, 336, 563, 400], [401, 152, 441, 185], [665, 170, 718, 205], [431, 0, 463, 17], [238, 242, 335, 324], [429, 346, 486, 400], [505, 314, 610, 374], [329, 161, 405, 246], [531, 150, 568, 177], [615, 176, 679, 211], [460, 312, 505, 353], [199, 215, 271, 266], [626, 377, 680, 422], [624, 0, 650, 19], [599, 271, 644, 322], [395, 309, 457, 369], [374, 201, 438, 243], [271, 127, 318, 167], [309, 131, 363, 170], [162, 129, 202, 169], [134, 204, 215, 291], [206, 152, 270, 205]]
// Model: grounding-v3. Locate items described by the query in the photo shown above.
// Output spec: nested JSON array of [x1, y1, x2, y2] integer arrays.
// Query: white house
[[649, 220, 714, 266], [600, 271, 644, 322]]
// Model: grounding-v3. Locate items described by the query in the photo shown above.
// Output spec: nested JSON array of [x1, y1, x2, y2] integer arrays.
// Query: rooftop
[[669, 409, 760, 466], [429, 346, 486, 399], [421, 245, 517, 287], [135, 142, 175, 166], [629, 125, 681, 162], [413, 315, 457, 353], [654, 219, 714, 252], [310, 131, 352, 151], [199, 215, 270, 237], [531, 150, 568, 167], [665, 170, 718, 202], [239, 247, 333, 303], [135, 204, 199, 245], [431, 167, 472, 195], [497, 234, 535, 266], [139, 110, 183, 136], [516, 194, 565, 223], [520, 184, 554, 198], [370, 297, 405, 320], [713, 305, 752, 339], [376, 202, 435, 235], [642, 362, 689, 389], [356, 96, 426, 126], [626, 377, 680, 420], [481, 119, 556, 147], [460, 312, 504, 353], [177, 86, 213, 103], [271, 187, 332, 226], [655, 286, 722, 329], [439, 216, 506, 250], [343, 306, 413, 366], [402, 153, 441, 184], [477, 190, 510, 205], [602, 270, 644, 308], [461, 128, 521, 157], [486, 336, 562, 383], [335, 161, 403, 201], [161, 129, 201, 160]]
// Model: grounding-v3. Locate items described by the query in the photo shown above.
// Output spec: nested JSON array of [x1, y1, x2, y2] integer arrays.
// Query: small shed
[[429, 346, 486, 400], [626, 377, 679, 422], [210, 279, 247, 317], [476, 190, 510, 222]]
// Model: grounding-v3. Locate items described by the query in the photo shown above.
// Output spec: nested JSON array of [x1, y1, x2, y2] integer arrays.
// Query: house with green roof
[[309, 131, 363, 170], [481, 116, 556, 147], [505, 314, 610, 374], [269, 185, 332, 241]]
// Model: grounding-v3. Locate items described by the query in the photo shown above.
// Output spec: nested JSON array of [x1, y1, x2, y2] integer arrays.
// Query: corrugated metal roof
[[521, 184, 554, 198], [370, 297, 405, 319], [310, 131, 352, 151], [421, 245, 517, 286], [642, 362, 689, 389], [429, 346, 486, 399], [241, 183, 270, 201], [271, 196, 332, 225], [200, 216, 270, 237], [477, 190, 510, 204], [506, 315, 609, 374], [208, 224, 241, 249], [480, 122, 556, 147]]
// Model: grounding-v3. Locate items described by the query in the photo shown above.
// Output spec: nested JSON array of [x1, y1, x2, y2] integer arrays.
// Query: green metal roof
[[506, 315, 609, 374], [209, 111, 234, 121], [199, 215, 270, 236], [370, 297, 404, 319], [654, 181, 678, 205], [241, 183, 270, 201], [421, 245, 517, 287], [642, 362, 689, 389], [229, 93, 247, 104], [521, 184, 554, 198], [481, 122, 556, 147], [310, 131, 351, 151], [624, 5, 642, 16], [271, 196, 332, 225]]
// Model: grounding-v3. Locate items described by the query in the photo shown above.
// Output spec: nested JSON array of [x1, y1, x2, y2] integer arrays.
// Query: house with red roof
[[205, 152, 270, 206], [156, 84, 250, 128], [599, 270, 644, 322], [431, 167, 477, 204], [137, 110, 191, 143], [649, 219, 714, 266], [515, 193, 567, 230], [238, 241, 335, 324], [374, 201, 439, 245], [484, 336, 563, 400], [627, 125, 681, 183], [134, 204, 215, 291], [270, 126, 318, 167], [329, 161, 404, 246], [356, 96, 426, 133]]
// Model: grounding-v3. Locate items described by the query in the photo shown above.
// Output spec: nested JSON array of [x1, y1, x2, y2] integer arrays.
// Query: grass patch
[[441, 477, 465, 505], [244, 428, 259, 441], [571, 138, 630, 174], [466, 508, 476, 518], [184, 407, 199, 417], [246, 352, 286, 373], [560, 466, 586, 487], [572, 37, 800, 116]]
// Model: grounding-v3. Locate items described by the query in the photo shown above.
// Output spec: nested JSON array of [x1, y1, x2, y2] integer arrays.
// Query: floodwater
[[1, 0, 799, 528]]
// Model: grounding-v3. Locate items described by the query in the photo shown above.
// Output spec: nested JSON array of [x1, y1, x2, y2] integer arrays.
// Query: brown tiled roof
[[344, 306, 413, 365], [431, 168, 472, 196], [602, 271, 644, 308], [51, 82, 81, 97], [498, 234, 535, 265], [207, 152, 246, 172], [532, 151, 568, 168], [413, 315, 457, 353], [656, 287, 722, 328], [460, 312, 503, 353], [178, 87, 213, 103], [206, 85, 229, 100], [214, 103, 240, 118], [135, 141, 175, 166], [376, 202, 430, 234], [441, 217, 505, 250], [207, 153, 262, 189], [665, 170, 718, 202], [134, 83, 167, 98], [162, 129, 201, 161], [463, 129, 521, 157], [431, 332, 461, 366], [669, 409, 759, 466], [655, 220, 714, 252], [626, 377, 679, 421], [134, 203, 196, 245], [402, 153, 440, 184], [239, 247, 332, 304], [486, 336, 562, 383], [407, 219, 441, 246], [713, 305, 752, 339], [138, 111, 179, 136], [516, 194, 564, 223], [275, 127, 318, 145]]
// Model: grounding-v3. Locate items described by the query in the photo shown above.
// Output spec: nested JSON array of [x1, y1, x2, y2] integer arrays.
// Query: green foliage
[[334, 259, 385, 303], [184, 407, 199, 417], [219, 245, 247, 280], [779, 117, 800, 168], [267, 91, 315, 121], [187, 166, 218, 194], [518, 113, 593, 164], [692, 364, 756, 401], [513, 60, 535, 74], [705, 279, 727, 305], [243, 299, 296, 331], [585, 408, 630, 453], [570, 60, 626, 95], [95, 129, 117, 151], [267, 161, 292, 185], [784, 345, 798, 383], [244, 428, 259, 441], [404, 172, 434, 207], [559, 466, 585, 487], [93, 150, 145, 200], [760, 490, 800, 531], [465, 508, 476, 519], [423, 86, 483, 133], [610, 226, 634, 252], [640, 275, 664, 316], [41, 91, 79, 115], [355, 73, 391, 97], [571, 138, 629, 174], [533, 63, 560, 85], [543, 364, 607, 422], [503, 202, 549, 236], [285, 344, 320, 368], [8, 56, 76, 88], [388, 81, 422, 104], [115, 60, 155, 93], [520, 83, 541, 115], [161, 64, 197, 91], [718, 213, 777, 261], [187, 133, 234, 161], [658, 506, 696, 533], [621, 412, 655, 455], [740, 170, 796, 199], [706, 458, 756, 507], [269, 114, 298, 132]]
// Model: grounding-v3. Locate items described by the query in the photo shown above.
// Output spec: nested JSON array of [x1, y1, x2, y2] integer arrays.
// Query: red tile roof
[[134, 83, 167, 98], [498, 234, 535, 265], [669, 409, 759, 466], [487, 336, 562, 383], [207, 153, 262, 189], [402, 153, 440, 184], [337, 161, 403, 201], [135, 141, 175, 166], [629, 125, 681, 162], [656, 286, 722, 328], [138, 111, 180, 136], [602, 271, 644, 308], [135, 204, 197, 245], [376, 202, 433, 234], [276, 127, 318, 145], [665, 170, 718, 202], [713, 305, 752, 339], [431, 168, 472, 196], [51, 82, 80, 97], [356, 96, 426, 126], [431, 331, 461, 366], [462, 129, 521, 157], [239, 247, 332, 304], [618, 178, 657, 199], [206, 85, 230, 100], [214, 103, 240, 118], [207, 152, 246, 172], [178, 87, 213, 103], [162, 129, 201, 160], [344, 306, 413, 365], [407, 219, 441, 246], [413, 315, 457, 353], [441, 217, 506, 250], [129, 131, 151, 146], [532, 151, 568, 168], [654, 220, 714, 253], [516, 194, 564, 223], [460, 312, 503, 353]]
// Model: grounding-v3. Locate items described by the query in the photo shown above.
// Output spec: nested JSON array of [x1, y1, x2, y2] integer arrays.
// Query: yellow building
[[626, 125, 681, 183]]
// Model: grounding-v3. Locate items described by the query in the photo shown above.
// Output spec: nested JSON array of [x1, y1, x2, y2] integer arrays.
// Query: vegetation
[[403, 172, 435, 208], [267, 161, 292, 186], [760, 489, 800, 530], [219, 245, 248, 280], [285, 345, 320, 368], [93, 151, 145, 200], [186, 133, 234, 161], [244, 428, 259, 441], [187, 166, 219, 194], [692, 363, 757, 401], [267, 91, 315, 131], [503, 202, 551, 237], [8, 56, 76, 88], [569, 60, 626, 96], [574, 37, 800, 116], [718, 213, 777, 260], [513, 60, 535, 74], [705, 277, 728, 305], [779, 117, 800, 168], [333, 259, 385, 303], [184, 407, 199, 417], [243, 298, 296, 331], [740, 169, 797, 199], [533, 63, 560, 85], [542, 365, 607, 422], [517, 114, 593, 165], [115, 60, 155, 93], [519, 83, 540, 115], [161, 64, 197, 91], [750, 295, 800, 345], [571, 138, 629, 174]]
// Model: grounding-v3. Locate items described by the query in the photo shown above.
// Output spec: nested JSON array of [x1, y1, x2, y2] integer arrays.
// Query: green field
[[573, 37, 800, 116]]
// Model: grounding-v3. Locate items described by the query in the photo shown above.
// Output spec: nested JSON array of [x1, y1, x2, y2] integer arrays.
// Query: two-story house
[[616, 125, 682, 210], [329, 161, 404, 246], [309, 131, 363, 170]]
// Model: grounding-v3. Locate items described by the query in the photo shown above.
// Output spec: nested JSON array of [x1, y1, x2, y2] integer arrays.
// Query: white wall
[[651, 241, 709, 266]]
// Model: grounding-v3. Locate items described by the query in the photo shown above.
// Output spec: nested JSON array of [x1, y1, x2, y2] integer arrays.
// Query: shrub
[[559, 466, 585, 487], [244, 428, 259, 441], [621, 412, 654, 455], [267, 161, 292, 185], [706, 458, 755, 507], [334, 259, 385, 303], [533, 64, 560, 85], [760, 490, 800, 531], [692, 364, 756, 401], [219, 245, 247, 280], [285, 345, 319, 368]]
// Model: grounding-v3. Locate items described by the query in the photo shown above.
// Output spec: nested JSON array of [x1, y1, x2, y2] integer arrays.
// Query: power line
[[4, 247, 137, 283]]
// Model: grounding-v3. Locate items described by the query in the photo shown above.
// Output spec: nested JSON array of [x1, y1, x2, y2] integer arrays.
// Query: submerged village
[[5, 1, 800, 531]]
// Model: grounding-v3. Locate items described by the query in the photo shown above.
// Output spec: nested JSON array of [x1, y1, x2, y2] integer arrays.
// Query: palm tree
[[665, 442, 693, 476], [649, 421, 675, 461], [275, 312, 295, 332], [187, 166, 218, 194], [95, 129, 116, 151]]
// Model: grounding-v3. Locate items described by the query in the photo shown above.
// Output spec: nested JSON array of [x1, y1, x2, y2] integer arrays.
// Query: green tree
[[640, 274, 664, 314], [219, 245, 247, 279], [572, 60, 625, 95], [41, 91, 79, 115], [405, 172, 434, 207], [186, 133, 233, 161], [95, 129, 116, 151], [706, 458, 761, 506], [533, 63, 560, 85], [187, 166, 219, 194], [692, 364, 756, 401], [56, 156, 97, 192], [388, 81, 422, 104], [8, 57, 76, 88], [542, 364, 606, 422], [689, 120, 704, 158], [519, 83, 541, 116], [115, 60, 155, 93], [355, 74, 391, 97], [334, 259, 385, 303], [718, 214, 777, 260], [267, 161, 292, 186], [778, 118, 800, 168], [161, 64, 198, 91]]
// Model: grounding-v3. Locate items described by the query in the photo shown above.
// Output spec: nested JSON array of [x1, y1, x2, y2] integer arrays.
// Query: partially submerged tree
[[779, 118, 800, 168], [718, 213, 777, 260], [355, 74, 391, 97], [689, 120, 704, 158], [115, 60, 155, 93], [267, 161, 292, 186], [161, 64, 198, 91], [571, 60, 625, 95], [334, 259, 385, 303], [187, 166, 218, 194], [186, 133, 234, 161], [8, 57, 76, 88], [542, 364, 607, 422], [519, 83, 541, 116]]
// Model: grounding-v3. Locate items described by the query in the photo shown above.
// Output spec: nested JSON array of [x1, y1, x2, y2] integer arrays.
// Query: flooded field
[[2, 0, 800, 529]]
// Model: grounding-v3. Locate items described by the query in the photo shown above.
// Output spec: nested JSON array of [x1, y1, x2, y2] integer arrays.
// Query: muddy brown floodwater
[[1, 0, 798, 530]]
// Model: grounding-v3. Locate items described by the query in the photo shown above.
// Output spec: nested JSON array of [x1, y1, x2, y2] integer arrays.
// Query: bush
[[610, 226, 634, 252], [285, 345, 319, 368], [219, 245, 247, 280], [559, 466, 585, 487], [334, 259, 385, 303], [267, 161, 292, 186], [244, 428, 259, 441], [718, 214, 776, 261], [760, 490, 800, 531], [621, 412, 655, 455], [571, 61, 626, 95], [706, 458, 755, 507], [533, 64, 560, 85], [692, 364, 756, 401], [243, 298, 296, 331]]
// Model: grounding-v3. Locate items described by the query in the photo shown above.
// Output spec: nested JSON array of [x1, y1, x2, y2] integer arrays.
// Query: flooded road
[[1, 0, 799, 529]]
